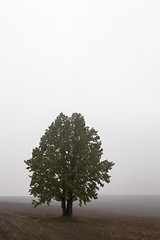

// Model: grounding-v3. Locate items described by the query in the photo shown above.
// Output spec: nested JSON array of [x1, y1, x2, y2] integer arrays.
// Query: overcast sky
[[0, 0, 160, 196]]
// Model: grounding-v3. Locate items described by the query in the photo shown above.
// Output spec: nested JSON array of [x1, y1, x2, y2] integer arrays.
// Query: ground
[[0, 202, 160, 240]]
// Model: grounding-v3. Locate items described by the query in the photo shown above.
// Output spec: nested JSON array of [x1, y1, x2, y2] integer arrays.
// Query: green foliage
[[25, 112, 114, 207]]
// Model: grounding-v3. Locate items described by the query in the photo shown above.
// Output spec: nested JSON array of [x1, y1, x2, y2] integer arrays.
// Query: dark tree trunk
[[66, 198, 73, 216], [61, 198, 66, 216], [61, 198, 73, 217]]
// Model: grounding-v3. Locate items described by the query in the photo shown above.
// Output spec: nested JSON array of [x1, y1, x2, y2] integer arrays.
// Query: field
[[0, 200, 160, 240]]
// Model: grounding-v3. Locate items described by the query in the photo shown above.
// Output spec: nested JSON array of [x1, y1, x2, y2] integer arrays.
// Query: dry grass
[[0, 202, 160, 240]]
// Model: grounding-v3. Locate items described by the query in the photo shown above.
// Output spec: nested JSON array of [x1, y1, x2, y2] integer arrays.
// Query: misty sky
[[0, 0, 160, 196]]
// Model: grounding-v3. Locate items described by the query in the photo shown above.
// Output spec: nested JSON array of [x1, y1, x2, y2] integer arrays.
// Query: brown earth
[[0, 201, 160, 240]]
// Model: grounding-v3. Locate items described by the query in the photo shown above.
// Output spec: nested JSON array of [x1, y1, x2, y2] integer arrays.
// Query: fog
[[0, 0, 160, 196], [1, 195, 160, 217]]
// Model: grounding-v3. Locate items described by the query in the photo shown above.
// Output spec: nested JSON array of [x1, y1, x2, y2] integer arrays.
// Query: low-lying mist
[[0, 195, 160, 217]]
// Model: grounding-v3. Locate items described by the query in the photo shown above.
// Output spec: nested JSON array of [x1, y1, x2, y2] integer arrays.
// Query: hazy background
[[0, 0, 160, 196]]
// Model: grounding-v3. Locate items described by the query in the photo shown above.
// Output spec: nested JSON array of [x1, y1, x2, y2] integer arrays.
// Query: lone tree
[[25, 113, 114, 216]]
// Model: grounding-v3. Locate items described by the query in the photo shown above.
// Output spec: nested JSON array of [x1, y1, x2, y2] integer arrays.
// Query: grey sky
[[0, 0, 160, 196]]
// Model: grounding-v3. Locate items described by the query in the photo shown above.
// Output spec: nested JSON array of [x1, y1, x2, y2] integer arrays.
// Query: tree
[[24, 112, 114, 216]]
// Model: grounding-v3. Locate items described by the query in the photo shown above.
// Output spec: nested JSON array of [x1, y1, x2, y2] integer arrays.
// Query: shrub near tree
[[25, 113, 114, 216]]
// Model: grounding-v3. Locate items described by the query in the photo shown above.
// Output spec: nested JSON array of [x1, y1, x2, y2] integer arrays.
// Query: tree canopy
[[25, 112, 114, 216]]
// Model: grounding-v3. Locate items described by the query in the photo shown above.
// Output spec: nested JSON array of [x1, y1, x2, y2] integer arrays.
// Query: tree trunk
[[61, 198, 73, 217], [61, 198, 66, 216], [66, 198, 73, 216]]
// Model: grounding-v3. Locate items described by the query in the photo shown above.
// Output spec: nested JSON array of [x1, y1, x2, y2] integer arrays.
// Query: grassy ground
[[0, 202, 160, 240]]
